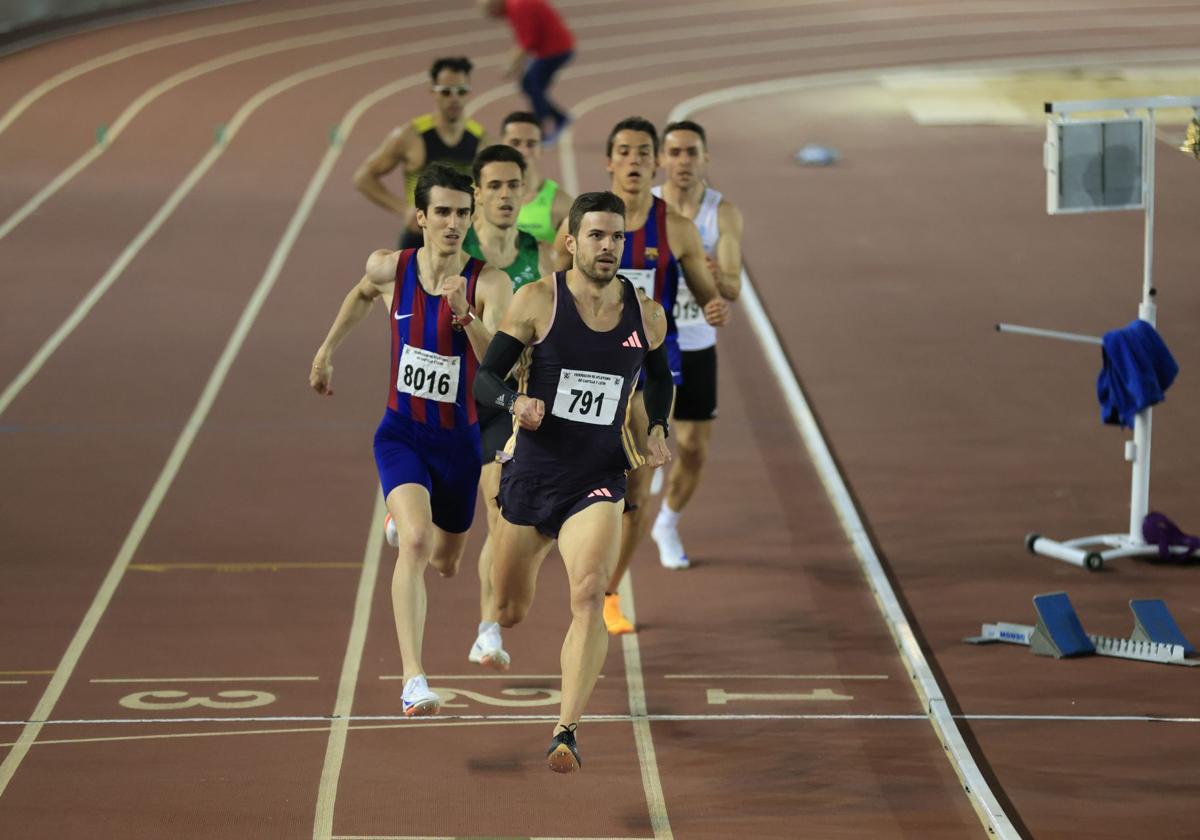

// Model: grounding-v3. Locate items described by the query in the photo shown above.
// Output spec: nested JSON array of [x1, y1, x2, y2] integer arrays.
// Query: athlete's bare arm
[[353, 124, 426, 228], [499, 274, 556, 345], [667, 210, 729, 326], [715, 199, 744, 301], [461, 265, 514, 360], [638, 292, 669, 351], [550, 218, 572, 272], [309, 249, 398, 396], [550, 185, 574, 234]]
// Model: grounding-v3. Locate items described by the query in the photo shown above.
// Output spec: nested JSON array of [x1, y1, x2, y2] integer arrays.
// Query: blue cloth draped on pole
[[1096, 319, 1179, 428]]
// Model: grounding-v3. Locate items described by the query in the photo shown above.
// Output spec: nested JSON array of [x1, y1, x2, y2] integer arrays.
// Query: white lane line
[[0, 0, 459, 242], [0, 681, 28, 686], [8, 711, 1191, 750], [553, 18, 1200, 195], [666, 49, 1200, 839], [313, 494, 386, 840], [0, 0, 825, 243], [0, 1, 842, 423], [89, 676, 320, 683], [0, 58, 444, 803], [378, 674, 606, 680], [334, 836, 652, 840], [0, 0, 253, 62], [615, 576, 673, 840], [0, 30, 511, 421], [0, 0, 414, 136], [5, 712, 1200, 729], [664, 674, 889, 680]]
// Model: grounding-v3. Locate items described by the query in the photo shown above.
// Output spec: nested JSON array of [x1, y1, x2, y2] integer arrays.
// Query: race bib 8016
[[397, 344, 460, 403], [551, 368, 624, 425]]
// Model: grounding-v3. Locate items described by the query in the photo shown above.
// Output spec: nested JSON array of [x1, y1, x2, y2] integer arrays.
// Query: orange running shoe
[[604, 593, 635, 635]]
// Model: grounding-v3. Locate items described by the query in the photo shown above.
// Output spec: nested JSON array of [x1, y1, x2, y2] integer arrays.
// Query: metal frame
[[1006, 95, 1200, 571]]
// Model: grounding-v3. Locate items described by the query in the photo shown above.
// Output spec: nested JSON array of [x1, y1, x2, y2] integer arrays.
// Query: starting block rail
[[964, 592, 1199, 667]]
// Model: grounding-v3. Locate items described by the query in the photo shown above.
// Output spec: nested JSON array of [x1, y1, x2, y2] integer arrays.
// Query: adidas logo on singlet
[[621, 331, 643, 349]]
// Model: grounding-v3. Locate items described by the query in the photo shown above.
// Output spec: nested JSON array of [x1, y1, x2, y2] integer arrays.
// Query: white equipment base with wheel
[[1002, 95, 1200, 571]]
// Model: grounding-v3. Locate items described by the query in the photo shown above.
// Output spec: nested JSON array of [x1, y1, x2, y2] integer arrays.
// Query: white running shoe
[[401, 674, 439, 717], [651, 520, 690, 570], [384, 513, 399, 548], [468, 625, 511, 672], [649, 466, 664, 495]]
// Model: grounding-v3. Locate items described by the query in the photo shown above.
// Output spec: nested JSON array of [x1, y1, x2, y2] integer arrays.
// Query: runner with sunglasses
[[354, 57, 489, 250]]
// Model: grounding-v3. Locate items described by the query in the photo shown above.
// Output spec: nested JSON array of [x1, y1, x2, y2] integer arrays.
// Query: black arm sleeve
[[642, 342, 674, 437], [473, 330, 526, 412]]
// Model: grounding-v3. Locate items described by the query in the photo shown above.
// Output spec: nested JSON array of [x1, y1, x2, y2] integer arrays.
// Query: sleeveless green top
[[516, 178, 559, 243], [463, 226, 542, 290]]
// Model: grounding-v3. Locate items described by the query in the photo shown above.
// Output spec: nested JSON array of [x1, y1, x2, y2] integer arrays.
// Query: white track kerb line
[[668, 75, 1019, 837]]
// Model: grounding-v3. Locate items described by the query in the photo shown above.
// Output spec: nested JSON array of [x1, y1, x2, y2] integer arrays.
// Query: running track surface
[[2, 1, 1200, 837]]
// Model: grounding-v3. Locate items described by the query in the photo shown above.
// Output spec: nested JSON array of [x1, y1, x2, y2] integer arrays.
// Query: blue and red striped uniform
[[387, 249, 483, 427], [374, 249, 485, 534], [618, 195, 682, 383]]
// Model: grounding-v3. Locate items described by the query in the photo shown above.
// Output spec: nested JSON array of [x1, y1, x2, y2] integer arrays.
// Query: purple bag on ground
[[1142, 512, 1200, 560]]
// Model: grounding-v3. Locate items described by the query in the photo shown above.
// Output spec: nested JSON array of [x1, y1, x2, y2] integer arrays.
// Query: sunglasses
[[432, 85, 470, 97]]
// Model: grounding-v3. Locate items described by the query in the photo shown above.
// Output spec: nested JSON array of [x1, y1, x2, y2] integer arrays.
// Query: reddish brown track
[[1, 1, 1199, 837]]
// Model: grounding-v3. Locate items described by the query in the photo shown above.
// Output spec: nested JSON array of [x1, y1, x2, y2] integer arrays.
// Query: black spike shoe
[[547, 723, 581, 773]]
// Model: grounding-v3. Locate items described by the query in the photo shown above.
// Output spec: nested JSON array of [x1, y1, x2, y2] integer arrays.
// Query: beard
[[578, 255, 618, 284]]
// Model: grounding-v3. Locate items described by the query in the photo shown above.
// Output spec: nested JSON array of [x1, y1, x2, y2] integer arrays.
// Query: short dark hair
[[606, 116, 658, 157], [501, 111, 541, 135], [568, 191, 626, 236], [473, 145, 527, 185], [414, 163, 475, 213], [662, 120, 707, 147], [430, 56, 473, 81]]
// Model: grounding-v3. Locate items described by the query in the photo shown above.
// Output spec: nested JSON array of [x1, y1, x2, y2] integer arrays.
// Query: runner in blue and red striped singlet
[[310, 164, 511, 719], [554, 116, 731, 635]]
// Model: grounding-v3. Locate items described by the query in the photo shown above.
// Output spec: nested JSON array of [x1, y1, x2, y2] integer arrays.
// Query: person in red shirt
[[479, 0, 575, 143]]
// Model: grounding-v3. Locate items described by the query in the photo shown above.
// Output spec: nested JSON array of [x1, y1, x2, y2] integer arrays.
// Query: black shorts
[[498, 466, 626, 539], [673, 346, 717, 421], [478, 402, 515, 465]]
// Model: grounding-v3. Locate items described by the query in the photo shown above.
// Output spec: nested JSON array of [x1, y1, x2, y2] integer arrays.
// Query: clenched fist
[[310, 355, 334, 396], [512, 395, 545, 431], [644, 426, 671, 468], [435, 275, 469, 318], [703, 297, 730, 326]]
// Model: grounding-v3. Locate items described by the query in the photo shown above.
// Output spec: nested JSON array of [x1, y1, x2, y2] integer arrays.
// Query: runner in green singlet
[[501, 111, 573, 257], [463, 144, 548, 673]]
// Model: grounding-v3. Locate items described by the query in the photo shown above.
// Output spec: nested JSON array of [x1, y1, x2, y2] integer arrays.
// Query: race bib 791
[[551, 368, 623, 425]]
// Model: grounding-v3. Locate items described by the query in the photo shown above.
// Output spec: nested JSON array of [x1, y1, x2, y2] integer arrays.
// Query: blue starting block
[[1131, 598, 1197, 656], [1030, 592, 1095, 657], [964, 592, 1199, 667]]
